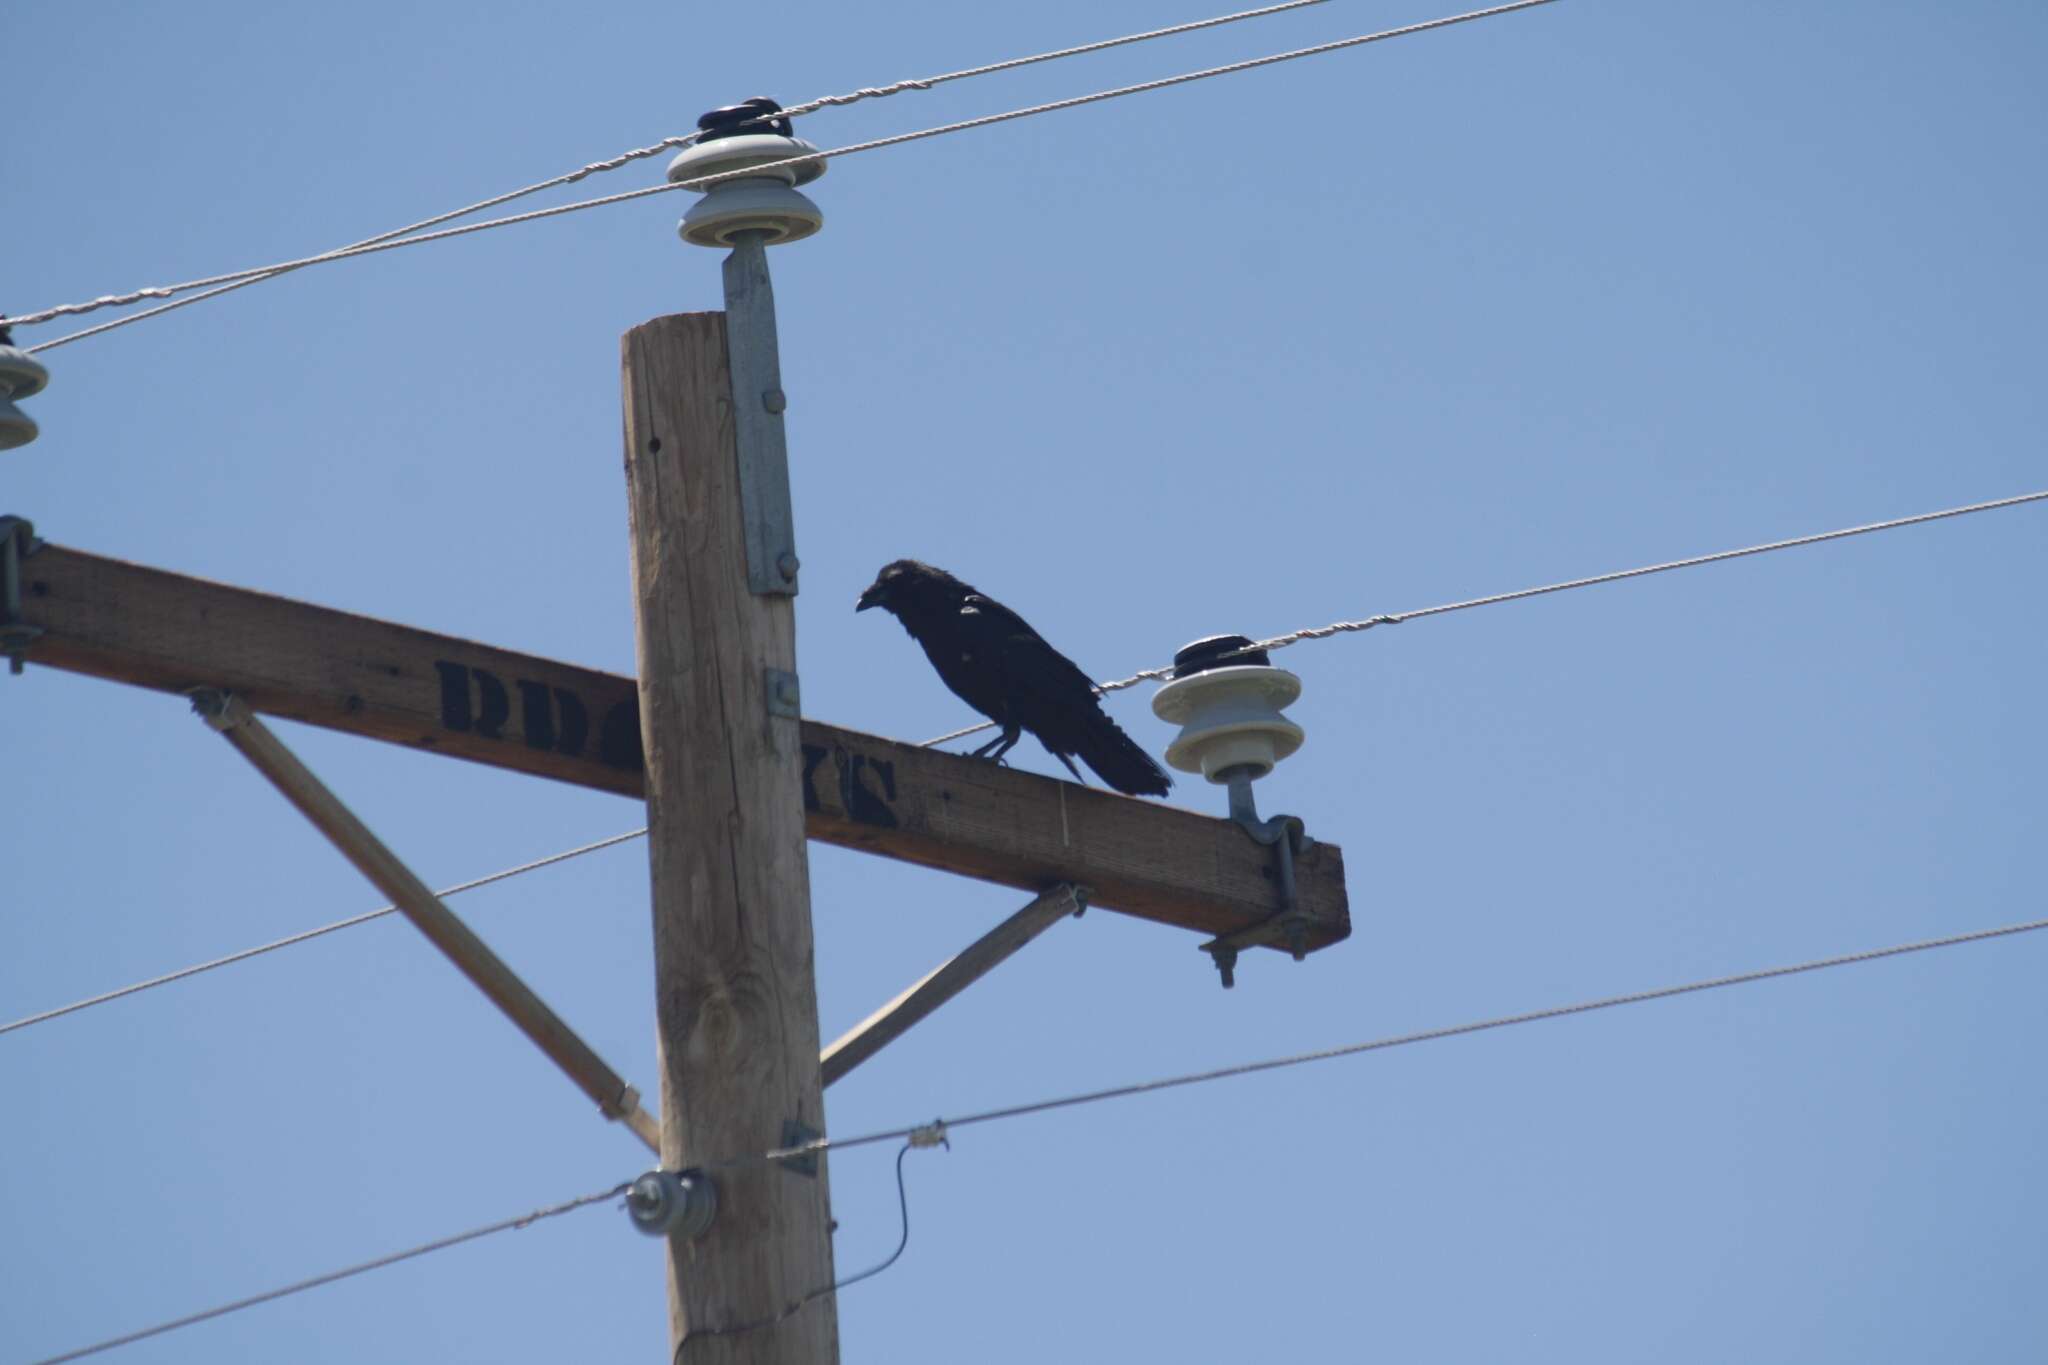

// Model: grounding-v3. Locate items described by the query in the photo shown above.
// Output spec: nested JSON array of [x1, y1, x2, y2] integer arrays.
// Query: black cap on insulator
[[696, 97, 792, 141], [1170, 634, 1270, 679]]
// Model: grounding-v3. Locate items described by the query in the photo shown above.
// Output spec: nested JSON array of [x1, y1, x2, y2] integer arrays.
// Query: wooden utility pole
[[7, 105, 1349, 1365], [623, 308, 836, 1359], [4, 98, 1359, 1365]]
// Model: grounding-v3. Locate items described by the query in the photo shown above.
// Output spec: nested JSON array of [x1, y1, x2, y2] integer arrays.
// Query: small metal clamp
[[186, 686, 251, 732], [766, 667, 801, 719], [777, 1117, 823, 1177], [0, 516, 44, 674], [626, 1167, 719, 1240]]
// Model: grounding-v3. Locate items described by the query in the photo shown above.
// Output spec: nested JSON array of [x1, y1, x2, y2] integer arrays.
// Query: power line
[[15, 487, 2040, 1033], [753, 909, 2048, 1167], [16, 0, 1557, 353], [776, 0, 1405, 119], [9, 136, 711, 352], [0, 827, 647, 1038], [923, 487, 2048, 747], [27, 1180, 633, 1365], [19, 177, 709, 354], [31, 1141, 940, 1365], [12, 0, 1369, 335], [24, 905, 2046, 1361], [1229, 486, 2048, 665], [6, 135, 711, 332]]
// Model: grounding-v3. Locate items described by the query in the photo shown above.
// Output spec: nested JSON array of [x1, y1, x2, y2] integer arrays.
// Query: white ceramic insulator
[[667, 134, 826, 248], [0, 345, 49, 453], [1151, 664, 1305, 783]]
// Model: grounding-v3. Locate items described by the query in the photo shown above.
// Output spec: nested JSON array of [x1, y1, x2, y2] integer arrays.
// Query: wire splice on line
[[27, 1181, 632, 1365], [922, 487, 2048, 747], [0, 827, 648, 1038], [743, 908, 2048, 1168], [18, 0, 1557, 353]]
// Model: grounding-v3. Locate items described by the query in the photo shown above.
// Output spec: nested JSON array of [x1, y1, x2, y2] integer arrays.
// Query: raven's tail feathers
[[1073, 716, 1172, 797]]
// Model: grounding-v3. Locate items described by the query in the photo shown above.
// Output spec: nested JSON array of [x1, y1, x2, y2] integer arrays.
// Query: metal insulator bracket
[[0, 516, 44, 674], [722, 233, 801, 597], [1197, 771, 1315, 988]]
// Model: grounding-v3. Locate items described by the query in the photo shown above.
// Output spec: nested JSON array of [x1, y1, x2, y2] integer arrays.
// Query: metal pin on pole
[[722, 231, 800, 596], [667, 97, 826, 598]]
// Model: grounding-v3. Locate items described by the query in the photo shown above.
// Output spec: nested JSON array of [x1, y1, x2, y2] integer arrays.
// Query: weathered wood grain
[[623, 310, 837, 1359]]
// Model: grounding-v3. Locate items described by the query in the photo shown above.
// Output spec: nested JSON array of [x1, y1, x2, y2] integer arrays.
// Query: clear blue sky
[[6, 2, 2046, 1360]]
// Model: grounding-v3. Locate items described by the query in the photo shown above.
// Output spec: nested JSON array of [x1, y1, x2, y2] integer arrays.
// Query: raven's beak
[[855, 585, 881, 612]]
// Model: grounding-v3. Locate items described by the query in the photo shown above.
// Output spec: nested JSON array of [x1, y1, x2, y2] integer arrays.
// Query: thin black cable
[[744, 910, 2048, 1168], [674, 1140, 931, 1360], [28, 1181, 632, 1365]]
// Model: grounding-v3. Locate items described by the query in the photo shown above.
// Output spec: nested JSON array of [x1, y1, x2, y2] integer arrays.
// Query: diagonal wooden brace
[[821, 883, 1086, 1088], [189, 688, 661, 1154]]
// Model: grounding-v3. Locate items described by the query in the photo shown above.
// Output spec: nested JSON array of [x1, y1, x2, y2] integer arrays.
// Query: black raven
[[857, 560, 1171, 797]]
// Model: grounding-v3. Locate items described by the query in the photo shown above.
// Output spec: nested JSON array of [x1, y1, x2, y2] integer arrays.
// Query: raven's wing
[[907, 593, 1049, 725], [962, 594, 1099, 702], [965, 594, 1170, 796]]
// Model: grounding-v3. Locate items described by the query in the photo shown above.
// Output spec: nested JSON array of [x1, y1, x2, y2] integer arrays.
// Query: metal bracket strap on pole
[[0, 515, 44, 674], [1198, 773, 1313, 989], [187, 688, 661, 1154], [723, 231, 800, 596]]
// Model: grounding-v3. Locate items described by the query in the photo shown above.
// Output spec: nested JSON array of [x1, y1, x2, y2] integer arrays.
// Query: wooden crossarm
[[12, 535, 1349, 953]]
